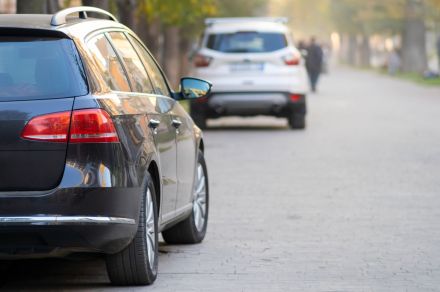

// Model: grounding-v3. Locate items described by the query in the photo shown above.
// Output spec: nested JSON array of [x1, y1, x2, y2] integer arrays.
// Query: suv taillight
[[283, 52, 301, 66], [21, 109, 119, 143], [193, 54, 212, 68]]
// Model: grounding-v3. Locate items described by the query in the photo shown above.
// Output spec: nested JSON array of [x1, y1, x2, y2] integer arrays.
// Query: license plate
[[230, 62, 265, 72]]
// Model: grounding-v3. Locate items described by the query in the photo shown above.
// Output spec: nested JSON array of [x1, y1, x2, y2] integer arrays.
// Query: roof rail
[[205, 17, 288, 26], [51, 6, 118, 26]]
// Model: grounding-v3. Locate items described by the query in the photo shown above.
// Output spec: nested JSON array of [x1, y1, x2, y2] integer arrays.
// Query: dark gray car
[[0, 6, 211, 286]]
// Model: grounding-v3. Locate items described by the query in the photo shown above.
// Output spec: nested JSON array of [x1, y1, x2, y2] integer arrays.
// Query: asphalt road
[[2, 67, 440, 291]]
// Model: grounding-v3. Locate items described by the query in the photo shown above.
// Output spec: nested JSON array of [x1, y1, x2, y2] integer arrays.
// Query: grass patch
[[345, 63, 440, 87], [393, 72, 440, 86]]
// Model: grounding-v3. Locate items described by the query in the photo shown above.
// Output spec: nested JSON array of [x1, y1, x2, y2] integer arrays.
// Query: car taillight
[[195, 96, 208, 103], [21, 109, 119, 143], [283, 53, 301, 66], [70, 109, 119, 143], [193, 54, 212, 68], [290, 94, 302, 102], [21, 111, 71, 142]]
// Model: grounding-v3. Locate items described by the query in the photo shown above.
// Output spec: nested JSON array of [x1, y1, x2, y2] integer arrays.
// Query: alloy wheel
[[193, 163, 207, 232], [145, 187, 156, 269]]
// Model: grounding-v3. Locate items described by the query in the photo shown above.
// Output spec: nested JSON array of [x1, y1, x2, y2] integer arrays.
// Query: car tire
[[106, 173, 159, 286], [162, 150, 209, 244], [192, 114, 207, 130], [288, 114, 306, 129]]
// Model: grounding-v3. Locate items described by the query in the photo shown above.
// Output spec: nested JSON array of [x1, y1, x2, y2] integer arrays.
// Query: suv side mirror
[[178, 77, 212, 100]]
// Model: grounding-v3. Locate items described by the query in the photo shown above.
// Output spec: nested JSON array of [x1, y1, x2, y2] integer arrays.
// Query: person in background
[[387, 49, 401, 75], [297, 40, 307, 51], [437, 36, 440, 74], [305, 37, 323, 93]]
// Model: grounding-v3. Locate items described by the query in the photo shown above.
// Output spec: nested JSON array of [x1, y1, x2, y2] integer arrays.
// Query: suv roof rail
[[205, 17, 288, 26], [51, 6, 118, 26]]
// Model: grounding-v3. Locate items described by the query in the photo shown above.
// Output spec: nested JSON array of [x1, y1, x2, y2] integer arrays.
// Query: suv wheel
[[288, 113, 306, 129], [162, 150, 209, 244], [106, 173, 158, 286]]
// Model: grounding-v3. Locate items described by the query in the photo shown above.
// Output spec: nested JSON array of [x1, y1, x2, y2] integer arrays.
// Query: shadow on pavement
[[0, 258, 110, 290], [205, 116, 291, 131], [205, 125, 289, 131], [0, 243, 177, 290]]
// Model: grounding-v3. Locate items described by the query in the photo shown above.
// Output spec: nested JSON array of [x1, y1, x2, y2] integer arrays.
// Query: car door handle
[[149, 119, 160, 129], [172, 119, 182, 128]]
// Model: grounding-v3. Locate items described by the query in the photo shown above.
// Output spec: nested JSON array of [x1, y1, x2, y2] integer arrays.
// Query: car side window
[[87, 34, 130, 92], [107, 32, 155, 95], [126, 34, 171, 97]]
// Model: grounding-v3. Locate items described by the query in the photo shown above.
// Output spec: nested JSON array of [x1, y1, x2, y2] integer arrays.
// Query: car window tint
[[0, 37, 88, 101], [107, 32, 155, 94], [207, 32, 287, 53], [126, 34, 171, 97], [87, 34, 130, 92]]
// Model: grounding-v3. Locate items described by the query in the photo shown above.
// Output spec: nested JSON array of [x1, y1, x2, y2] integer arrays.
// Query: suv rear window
[[0, 37, 88, 101], [206, 32, 287, 53]]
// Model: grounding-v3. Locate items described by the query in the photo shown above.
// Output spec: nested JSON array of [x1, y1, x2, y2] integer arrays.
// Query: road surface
[[2, 67, 440, 291]]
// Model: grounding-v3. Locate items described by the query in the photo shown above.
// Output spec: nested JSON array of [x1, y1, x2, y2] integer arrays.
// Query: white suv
[[191, 17, 309, 129]]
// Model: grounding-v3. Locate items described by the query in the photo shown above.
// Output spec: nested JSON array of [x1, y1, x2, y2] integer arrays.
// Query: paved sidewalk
[[2, 67, 440, 291]]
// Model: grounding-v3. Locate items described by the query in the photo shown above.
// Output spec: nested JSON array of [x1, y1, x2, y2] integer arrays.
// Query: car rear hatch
[[195, 31, 302, 91], [0, 33, 88, 191]]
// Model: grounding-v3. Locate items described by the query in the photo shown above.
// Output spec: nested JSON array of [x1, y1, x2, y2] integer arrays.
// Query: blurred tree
[[270, 0, 332, 39], [82, 0, 109, 10], [116, 0, 137, 29], [140, 0, 217, 87], [401, 0, 427, 73], [215, 0, 267, 17], [16, 0, 53, 13]]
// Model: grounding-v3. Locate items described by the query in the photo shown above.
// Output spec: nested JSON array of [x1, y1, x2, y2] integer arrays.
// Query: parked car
[[191, 17, 309, 129], [0, 7, 210, 286]]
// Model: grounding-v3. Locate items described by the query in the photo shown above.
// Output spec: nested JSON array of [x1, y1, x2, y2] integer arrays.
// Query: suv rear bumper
[[191, 92, 306, 118]]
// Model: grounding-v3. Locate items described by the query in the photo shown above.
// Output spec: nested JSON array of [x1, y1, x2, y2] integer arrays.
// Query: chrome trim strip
[[0, 216, 135, 226]]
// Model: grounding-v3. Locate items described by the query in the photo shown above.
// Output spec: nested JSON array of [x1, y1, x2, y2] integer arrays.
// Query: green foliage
[[215, 0, 267, 17], [137, 0, 266, 38], [330, 0, 405, 35], [141, 0, 217, 26], [269, 0, 333, 38]]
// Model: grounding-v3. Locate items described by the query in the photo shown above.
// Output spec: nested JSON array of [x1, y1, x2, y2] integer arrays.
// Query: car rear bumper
[[0, 216, 135, 225], [191, 92, 306, 117], [0, 187, 141, 258]]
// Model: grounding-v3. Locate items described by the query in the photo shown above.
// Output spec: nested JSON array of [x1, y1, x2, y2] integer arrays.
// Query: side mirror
[[179, 77, 212, 99]]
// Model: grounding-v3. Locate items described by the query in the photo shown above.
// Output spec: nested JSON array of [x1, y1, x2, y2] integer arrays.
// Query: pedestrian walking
[[305, 37, 324, 92], [437, 35, 440, 73], [387, 49, 401, 75]]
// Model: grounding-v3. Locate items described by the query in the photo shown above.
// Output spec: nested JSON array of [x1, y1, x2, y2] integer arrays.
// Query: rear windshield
[[0, 37, 88, 101], [206, 32, 287, 53]]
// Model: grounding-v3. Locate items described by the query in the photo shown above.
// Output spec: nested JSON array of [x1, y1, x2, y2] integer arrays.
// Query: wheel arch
[[147, 160, 161, 215]]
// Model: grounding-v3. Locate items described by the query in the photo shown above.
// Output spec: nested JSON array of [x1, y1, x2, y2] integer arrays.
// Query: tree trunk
[[179, 35, 192, 77], [46, 0, 59, 13], [163, 26, 180, 90], [347, 34, 357, 66], [145, 19, 162, 63], [359, 34, 371, 67], [82, 0, 109, 10], [116, 0, 137, 29], [401, 0, 427, 73], [135, 8, 163, 62], [16, 0, 47, 13]]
